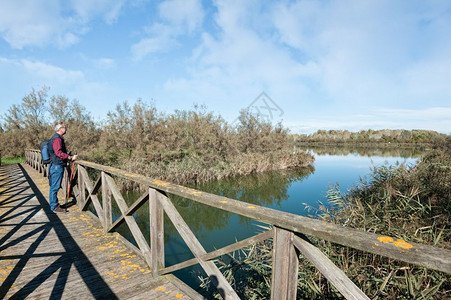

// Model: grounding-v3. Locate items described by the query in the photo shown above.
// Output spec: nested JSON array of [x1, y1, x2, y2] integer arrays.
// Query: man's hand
[[71, 155, 79, 161]]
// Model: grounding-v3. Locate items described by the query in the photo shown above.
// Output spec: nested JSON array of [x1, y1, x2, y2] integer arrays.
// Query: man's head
[[54, 122, 67, 135]]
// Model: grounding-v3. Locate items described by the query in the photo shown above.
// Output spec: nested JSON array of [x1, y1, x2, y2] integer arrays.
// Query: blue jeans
[[49, 164, 64, 210]]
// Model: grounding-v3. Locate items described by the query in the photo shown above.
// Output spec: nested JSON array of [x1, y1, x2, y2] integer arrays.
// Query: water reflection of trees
[[113, 166, 314, 245], [100, 146, 421, 248], [197, 167, 314, 206], [299, 146, 425, 158], [180, 166, 315, 230]]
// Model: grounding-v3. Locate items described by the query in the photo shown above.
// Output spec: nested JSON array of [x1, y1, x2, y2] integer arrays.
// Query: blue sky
[[0, 0, 450, 134]]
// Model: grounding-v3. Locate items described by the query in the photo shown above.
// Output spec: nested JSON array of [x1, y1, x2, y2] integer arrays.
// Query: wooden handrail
[[24, 149, 451, 300], [74, 159, 451, 274]]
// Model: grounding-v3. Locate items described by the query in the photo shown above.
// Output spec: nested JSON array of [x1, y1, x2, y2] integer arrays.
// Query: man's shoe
[[53, 205, 66, 213]]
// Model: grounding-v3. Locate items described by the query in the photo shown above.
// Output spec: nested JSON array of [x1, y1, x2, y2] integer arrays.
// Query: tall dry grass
[[96, 103, 314, 185], [200, 148, 450, 299]]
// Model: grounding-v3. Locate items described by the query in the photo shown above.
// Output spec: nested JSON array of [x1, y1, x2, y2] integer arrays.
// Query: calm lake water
[[108, 146, 424, 294]]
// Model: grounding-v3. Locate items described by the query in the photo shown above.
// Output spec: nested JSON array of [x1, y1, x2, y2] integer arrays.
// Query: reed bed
[[200, 148, 450, 299], [91, 104, 314, 186]]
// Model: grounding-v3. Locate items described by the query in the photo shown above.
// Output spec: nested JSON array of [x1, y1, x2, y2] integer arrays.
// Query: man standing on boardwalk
[[48, 122, 78, 213]]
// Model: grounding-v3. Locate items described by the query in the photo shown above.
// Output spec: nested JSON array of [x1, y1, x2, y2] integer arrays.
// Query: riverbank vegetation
[[0, 156, 25, 165], [0, 87, 313, 184], [202, 144, 450, 299], [293, 129, 448, 147]]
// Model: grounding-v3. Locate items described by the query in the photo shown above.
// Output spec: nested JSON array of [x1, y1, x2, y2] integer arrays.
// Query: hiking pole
[[65, 161, 76, 212]]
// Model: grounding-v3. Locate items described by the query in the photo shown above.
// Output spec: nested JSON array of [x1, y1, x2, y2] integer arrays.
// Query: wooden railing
[[25, 149, 48, 176], [25, 149, 451, 300]]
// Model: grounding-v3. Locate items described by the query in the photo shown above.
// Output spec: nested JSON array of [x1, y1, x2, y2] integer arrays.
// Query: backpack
[[40, 140, 51, 164]]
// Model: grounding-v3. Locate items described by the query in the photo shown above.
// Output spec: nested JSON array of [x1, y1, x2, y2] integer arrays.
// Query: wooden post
[[149, 188, 165, 277], [104, 174, 153, 268], [62, 166, 68, 197], [77, 165, 85, 208], [102, 172, 112, 234], [271, 226, 299, 300]]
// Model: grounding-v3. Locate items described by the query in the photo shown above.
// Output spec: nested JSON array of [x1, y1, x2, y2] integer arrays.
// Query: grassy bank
[[0, 156, 25, 165], [201, 147, 450, 299]]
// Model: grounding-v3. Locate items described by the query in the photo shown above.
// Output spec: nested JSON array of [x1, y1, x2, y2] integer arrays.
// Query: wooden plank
[[271, 227, 299, 300], [61, 166, 68, 196], [114, 231, 147, 261], [161, 229, 274, 275], [74, 159, 451, 274], [166, 274, 206, 300], [68, 164, 78, 199], [293, 234, 370, 300], [78, 167, 104, 225], [150, 188, 165, 277], [104, 173, 153, 268], [1, 162, 199, 300], [102, 172, 112, 234], [77, 165, 85, 208], [157, 192, 240, 299], [31, 152, 36, 171], [66, 163, 79, 202]]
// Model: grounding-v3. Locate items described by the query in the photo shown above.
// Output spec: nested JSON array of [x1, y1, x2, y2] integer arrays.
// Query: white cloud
[[0, 0, 62, 49], [401, 57, 451, 101], [139, 0, 451, 133], [131, 23, 178, 59], [76, 54, 117, 69], [0, 56, 122, 120], [379, 107, 451, 120], [93, 58, 116, 69], [69, 0, 125, 24], [0, 0, 126, 49], [158, 0, 322, 111], [271, 0, 322, 52], [158, 0, 204, 32], [131, 0, 204, 60], [0, 56, 84, 84], [286, 107, 451, 134], [20, 59, 84, 84], [271, 1, 451, 106]]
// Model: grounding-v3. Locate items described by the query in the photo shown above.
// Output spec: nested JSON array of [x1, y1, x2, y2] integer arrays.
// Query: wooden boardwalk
[[0, 163, 202, 299]]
